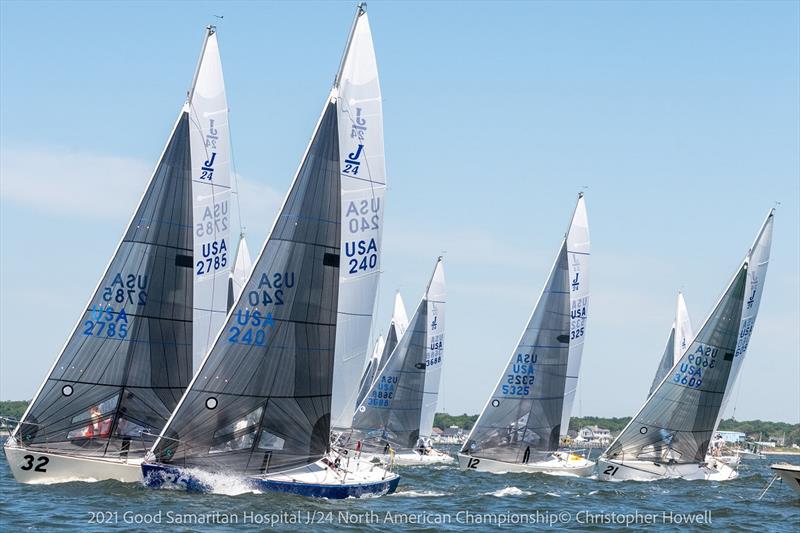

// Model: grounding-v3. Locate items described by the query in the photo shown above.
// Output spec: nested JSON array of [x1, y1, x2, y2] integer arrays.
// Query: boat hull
[[359, 449, 455, 466], [4, 442, 142, 484], [457, 452, 595, 477], [597, 457, 738, 481], [770, 463, 800, 496], [142, 458, 400, 499]]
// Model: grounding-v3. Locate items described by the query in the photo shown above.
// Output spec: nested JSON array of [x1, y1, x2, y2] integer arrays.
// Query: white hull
[[708, 453, 740, 467], [457, 452, 595, 477], [359, 449, 454, 466], [770, 463, 800, 496], [4, 443, 142, 484], [597, 457, 738, 481]]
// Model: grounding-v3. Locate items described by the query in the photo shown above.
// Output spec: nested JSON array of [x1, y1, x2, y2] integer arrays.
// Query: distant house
[[576, 426, 612, 445], [716, 431, 746, 444]]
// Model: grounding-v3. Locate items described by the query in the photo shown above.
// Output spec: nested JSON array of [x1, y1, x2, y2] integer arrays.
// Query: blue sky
[[1, 1, 798, 422]]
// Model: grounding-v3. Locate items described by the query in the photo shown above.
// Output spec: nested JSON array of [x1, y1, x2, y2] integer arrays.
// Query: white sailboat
[[4, 26, 239, 484], [598, 210, 774, 481], [351, 259, 453, 465], [141, 4, 399, 498], [458, 194, 593, 476]]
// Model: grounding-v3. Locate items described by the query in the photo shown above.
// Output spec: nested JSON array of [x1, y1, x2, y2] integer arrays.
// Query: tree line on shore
[[1, 401, 796, 446]]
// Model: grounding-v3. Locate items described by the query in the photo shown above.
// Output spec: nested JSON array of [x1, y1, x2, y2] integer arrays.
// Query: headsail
[[188, 27, 235, 367], [648, 293, 693, 398], [374, 292, 409, 375], [330, 5, 387, 430], [12, 112, 194, 456], [461, 194, 589, 464], [148, 100, 342, 476], [352, 259, 444, 449]]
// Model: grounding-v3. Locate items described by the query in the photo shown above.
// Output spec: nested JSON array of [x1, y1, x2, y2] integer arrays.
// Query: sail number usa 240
[[343, 198, 381, 276]]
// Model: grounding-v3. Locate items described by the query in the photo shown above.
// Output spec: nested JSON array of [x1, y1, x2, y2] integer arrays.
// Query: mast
[[334, 3, 367, 88], [188, 25, 215, 103]]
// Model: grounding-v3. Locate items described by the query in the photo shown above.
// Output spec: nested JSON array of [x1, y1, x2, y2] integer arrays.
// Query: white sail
[[717, 210, 774, 424], [648, 293, 693, 398], [330, 10, 386, 429], [420, 259, 446, 438], [188, 27, 234, 368], [560, 195, 590, 436], [229, 233, 253, 305], [393, 291, 409, 338]]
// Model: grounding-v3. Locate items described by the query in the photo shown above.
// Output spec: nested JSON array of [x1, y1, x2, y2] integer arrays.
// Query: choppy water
[[0, 447, 797, 531]]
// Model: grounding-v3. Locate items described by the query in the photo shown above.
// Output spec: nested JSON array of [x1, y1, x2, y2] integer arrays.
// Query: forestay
[[148, 102, 342, 476], [462, 194, 589, 464], [330, 8, 387, 430]]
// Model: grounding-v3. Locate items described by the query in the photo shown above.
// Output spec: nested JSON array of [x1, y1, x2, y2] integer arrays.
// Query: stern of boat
[[4, 442, 142, 484]]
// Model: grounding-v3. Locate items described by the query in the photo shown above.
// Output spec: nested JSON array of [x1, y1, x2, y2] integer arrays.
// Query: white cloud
[[0, 146, 282, 235]]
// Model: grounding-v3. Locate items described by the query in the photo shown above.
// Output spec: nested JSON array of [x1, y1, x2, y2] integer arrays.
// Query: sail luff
[[11, 108, 189, 442]]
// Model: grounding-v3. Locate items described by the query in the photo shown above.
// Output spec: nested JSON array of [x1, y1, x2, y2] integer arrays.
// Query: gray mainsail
[[13, 111, 194, 457], [148, 102, 341, 476], [604, 266, 747, 464], [461, 194, 589, 465]]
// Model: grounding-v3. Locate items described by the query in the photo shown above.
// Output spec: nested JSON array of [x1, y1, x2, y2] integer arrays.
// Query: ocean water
[[0, 447, 797, 532]]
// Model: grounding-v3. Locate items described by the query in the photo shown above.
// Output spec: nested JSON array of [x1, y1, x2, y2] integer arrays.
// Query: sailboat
[[354, 292, 408, 408], [4, 26, 239, 484], [141, 4, 399, 498], [351, 259, 453, 465], [598, 209, 774, 481], [458, 194, 593, 476]]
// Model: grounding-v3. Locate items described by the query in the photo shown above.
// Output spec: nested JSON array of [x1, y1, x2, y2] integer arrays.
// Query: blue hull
[[141, 463, 400, 499]]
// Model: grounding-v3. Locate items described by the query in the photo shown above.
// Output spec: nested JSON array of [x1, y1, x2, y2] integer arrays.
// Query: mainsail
[[355, 334, 385, 408], [148, 100, 342, 476], [461, 194, 589, 464], [648, 293, 693, 398], [188, 27, 236, 367], [420, 263, 446, 439], [604, 211, 773, 464], [352, 259, 445, 450], [330, 6, 387, 430], [718, 210, 773, 424], [11, 27, 232, 458]]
